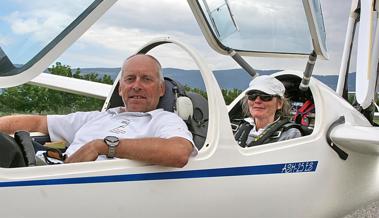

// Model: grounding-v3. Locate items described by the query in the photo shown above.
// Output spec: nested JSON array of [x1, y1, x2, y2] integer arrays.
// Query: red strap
[[299, 100, 313, 113], [293, 100, 315, 126]]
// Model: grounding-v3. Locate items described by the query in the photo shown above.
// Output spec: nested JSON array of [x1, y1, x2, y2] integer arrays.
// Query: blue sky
[[1, 0, 352, 75]]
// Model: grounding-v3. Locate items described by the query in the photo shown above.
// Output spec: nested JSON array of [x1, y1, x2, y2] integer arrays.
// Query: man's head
[[119, 54, 165, 112]]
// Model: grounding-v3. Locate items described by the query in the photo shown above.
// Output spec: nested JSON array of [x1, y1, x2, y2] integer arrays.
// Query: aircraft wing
[[330, 122, 379, 155], [29, 73, 111, 99]]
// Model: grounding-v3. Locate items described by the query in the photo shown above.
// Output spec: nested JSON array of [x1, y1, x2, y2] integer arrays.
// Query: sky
[[1, 0, 353, 75]]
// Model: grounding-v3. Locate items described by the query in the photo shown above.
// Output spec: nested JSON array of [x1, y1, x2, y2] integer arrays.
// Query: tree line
[[0, 62, 241, 115]]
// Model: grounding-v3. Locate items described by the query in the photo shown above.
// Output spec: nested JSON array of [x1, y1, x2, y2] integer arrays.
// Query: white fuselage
[[0, 70, 378, 218]]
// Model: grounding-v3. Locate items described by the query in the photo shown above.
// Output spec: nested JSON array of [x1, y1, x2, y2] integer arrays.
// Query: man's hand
[[64, 139, 106, 163], [64, 137, 193, 167]]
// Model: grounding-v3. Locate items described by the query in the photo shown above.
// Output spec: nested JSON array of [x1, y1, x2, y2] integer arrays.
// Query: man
[[0, 54, 195, 167]]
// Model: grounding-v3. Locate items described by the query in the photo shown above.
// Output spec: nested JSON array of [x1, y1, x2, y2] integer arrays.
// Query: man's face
[[118, 55, 164, 112]]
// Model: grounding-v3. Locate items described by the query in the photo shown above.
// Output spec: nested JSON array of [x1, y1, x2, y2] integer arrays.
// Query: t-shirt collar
[[107, 107, 164, 117]]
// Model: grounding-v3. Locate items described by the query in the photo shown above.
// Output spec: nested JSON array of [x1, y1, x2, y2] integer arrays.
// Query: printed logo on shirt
[[110, 120, 130, 134]]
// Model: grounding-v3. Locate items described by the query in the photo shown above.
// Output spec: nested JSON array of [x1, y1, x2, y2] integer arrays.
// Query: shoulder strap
[[247, 119, 291, 147], [284, 121, 315, 136], [235, 121, 254, 148], [282, 122, 305, 135]]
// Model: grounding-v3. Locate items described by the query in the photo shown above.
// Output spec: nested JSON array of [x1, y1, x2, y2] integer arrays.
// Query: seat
[[276, 74, 315, 136], [105, 77, 208, 150], [185, 92, 208, 150]]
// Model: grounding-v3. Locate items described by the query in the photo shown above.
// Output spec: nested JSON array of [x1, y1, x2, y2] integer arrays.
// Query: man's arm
[[0, 115, 48, 134], [65, 137, 194, 168]]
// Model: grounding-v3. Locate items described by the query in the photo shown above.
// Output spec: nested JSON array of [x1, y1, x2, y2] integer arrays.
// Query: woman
[[235, 75, 302, 147]]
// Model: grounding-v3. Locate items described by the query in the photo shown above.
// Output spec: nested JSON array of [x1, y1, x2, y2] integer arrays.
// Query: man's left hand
[[64, 139, 105, 163]]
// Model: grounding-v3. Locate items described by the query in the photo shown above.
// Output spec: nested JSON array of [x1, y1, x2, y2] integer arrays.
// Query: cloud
[[231, 0, 353, 75], [5, 11, 71, 43], [0, 36, 11, 45], [98, 0, 200, 35], [3, 0, 93, 43], [57, 0, 212, 69], [221, 1, 311, 53], [11, 0, 91, 13], [62, 0, 314, 69], [315, 0, 353, 74], [83, 27, 159, 52], [59, 24, 213, 69]]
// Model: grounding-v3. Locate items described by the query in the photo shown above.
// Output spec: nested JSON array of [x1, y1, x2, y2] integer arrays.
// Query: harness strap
[[282, 122, 307, 136], [235, 119, 294, 147], [247, 119, 291, 147], [234, 122, 254, 147]]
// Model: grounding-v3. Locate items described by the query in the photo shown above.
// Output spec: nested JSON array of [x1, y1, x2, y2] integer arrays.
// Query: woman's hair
[[242, 95, 291, 120]]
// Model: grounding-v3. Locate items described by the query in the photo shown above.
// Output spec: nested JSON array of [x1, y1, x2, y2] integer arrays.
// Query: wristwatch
[[104, 136, 119, 158]]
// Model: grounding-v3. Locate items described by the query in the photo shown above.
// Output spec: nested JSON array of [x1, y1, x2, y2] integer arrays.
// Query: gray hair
[[242, 95, 291, 120], [121, 54, 164, 82]]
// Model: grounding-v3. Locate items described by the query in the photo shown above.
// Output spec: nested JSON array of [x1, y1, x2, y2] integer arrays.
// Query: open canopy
[[188, 0, 328, 58]]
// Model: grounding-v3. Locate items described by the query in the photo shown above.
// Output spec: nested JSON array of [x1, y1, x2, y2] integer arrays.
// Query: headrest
[[176, 96, 193, 121], [157, 77, 186, 112], [157, 77, 193, 120]]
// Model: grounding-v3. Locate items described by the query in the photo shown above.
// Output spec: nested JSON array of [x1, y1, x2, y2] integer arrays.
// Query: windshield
[[192, 0, 327, 57]]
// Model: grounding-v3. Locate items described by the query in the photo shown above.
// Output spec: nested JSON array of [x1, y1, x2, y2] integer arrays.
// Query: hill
[[76, 67, 356, 91]]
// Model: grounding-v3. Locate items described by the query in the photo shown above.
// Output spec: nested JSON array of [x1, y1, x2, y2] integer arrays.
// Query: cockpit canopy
[[188, 0, 328, 58]]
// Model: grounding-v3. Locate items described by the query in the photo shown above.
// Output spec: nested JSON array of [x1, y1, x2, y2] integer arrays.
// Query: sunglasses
[[247, 93, 277, 102]]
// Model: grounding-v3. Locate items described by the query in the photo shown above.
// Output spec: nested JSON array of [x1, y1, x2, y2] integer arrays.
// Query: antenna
[[299, 51, 317, 91]]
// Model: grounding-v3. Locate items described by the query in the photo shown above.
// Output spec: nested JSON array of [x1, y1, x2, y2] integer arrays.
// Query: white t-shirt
[[47, 107, 195, 160]]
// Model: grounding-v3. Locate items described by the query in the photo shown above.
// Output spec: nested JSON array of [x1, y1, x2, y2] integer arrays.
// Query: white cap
[[246, 75, 285, 97]]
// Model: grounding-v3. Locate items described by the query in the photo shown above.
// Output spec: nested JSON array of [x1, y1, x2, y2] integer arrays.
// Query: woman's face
[[247, 92, 283, 122]]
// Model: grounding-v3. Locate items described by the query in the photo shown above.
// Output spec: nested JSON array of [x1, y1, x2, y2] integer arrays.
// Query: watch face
[[105, 136, 119, 144], [105, 136, 119, 158]]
